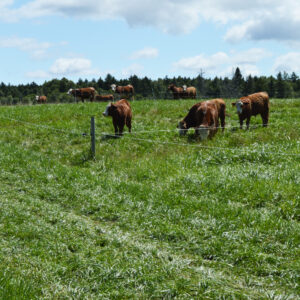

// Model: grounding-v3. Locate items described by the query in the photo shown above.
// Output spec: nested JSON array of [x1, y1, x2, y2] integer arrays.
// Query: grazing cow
[[232, 92, 269, 129], [67, 87, 96, 102], [111, 84, 134, 99], [178, 98, 226, 140], [94, 94, 114, 102], [168, 84, 184, 99], [35, 95, 47, 104], [102, 99, 132, 136], [168, 84, 196, 99]]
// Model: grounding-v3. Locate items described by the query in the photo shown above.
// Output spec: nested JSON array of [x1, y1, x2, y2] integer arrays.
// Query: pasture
[[0, 99, 299, 299]]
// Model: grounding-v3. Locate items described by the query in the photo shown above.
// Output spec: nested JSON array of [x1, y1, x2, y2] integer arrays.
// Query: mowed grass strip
[[0, 99, 299, 299]]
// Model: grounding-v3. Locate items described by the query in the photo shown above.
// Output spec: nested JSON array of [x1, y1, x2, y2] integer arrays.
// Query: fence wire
[[0, 114, 299, 158]]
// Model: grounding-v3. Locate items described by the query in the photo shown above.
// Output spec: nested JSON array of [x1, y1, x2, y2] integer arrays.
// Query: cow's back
[[247, 92, 269, 115], [114, 99, 132, 117]]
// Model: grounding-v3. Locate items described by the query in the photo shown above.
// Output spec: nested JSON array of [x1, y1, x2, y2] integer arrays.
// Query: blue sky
[[1, 0, 300, 84]]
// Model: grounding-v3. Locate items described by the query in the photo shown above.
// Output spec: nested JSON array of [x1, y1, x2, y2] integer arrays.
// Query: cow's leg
[[261, 112, 269, 127], [246, 117, 251, 130], [126, 117, 132, 133], [220, 110, 225, 131], [113, 120, 118, 136], [239, 116, 243, 129], [119, 123, 125, 136]]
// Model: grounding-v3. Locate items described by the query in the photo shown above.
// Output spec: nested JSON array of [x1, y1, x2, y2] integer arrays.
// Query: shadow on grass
[[100, 134, 121, 141]]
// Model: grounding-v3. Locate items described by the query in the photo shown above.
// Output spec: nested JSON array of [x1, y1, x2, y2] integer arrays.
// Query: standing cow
[[178, 99, 226, 140], [111, 84, 134, 100], [182, 85, 197, 99], [102, 99, 132, 136], [67, 87, 96, 102], [168, 84, 196, 99], [232, 92, 269, 129], [168, 84, 184, 99], [35, 95, 47, 104]]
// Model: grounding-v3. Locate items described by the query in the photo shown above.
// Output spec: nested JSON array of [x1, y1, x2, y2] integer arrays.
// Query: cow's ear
[[231, 102, 236, 106]]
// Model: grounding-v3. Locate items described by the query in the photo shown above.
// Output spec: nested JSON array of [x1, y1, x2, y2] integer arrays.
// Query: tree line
[[1, 68, 300, 105]]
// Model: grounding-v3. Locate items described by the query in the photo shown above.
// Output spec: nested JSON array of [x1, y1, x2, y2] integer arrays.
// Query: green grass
[[0, 99, 299, 299]]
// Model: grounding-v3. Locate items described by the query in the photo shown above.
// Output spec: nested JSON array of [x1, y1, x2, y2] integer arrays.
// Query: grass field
[[0, 99, 299, 299]]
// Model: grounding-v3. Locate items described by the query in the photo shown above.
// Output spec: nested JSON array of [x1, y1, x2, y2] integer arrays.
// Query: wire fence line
[[0, 114, 299, 157], [0, 116, 89, 137], [95, 122, 300, 136], [98, 133, 300, 157]]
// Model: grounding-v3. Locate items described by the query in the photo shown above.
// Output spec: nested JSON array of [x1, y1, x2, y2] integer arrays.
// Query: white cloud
[[231, 48, 272, 65], [173, 48, 270, 77], [27, 57, 99, 79], [130, 47, 158, 60], [173, 52, 229, 73], [1, 1, 300, 42], [49, 58, 94, 75], [121, 63, 143, 77], [0, 36, 52, 59], [273, 52, 300, 73]]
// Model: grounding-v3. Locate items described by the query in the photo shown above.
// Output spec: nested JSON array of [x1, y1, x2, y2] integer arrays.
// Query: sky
[[1, 0, 300, 84]]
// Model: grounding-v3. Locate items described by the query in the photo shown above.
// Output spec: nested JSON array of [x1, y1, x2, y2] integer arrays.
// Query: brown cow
[[111, 84, 134, 99], [94, 94, 114, 102], [102, 99, 132, 136], [168, 84, 196, 99], [232, 92, 269, 129], [182, 85, 197, 99], [178, 98, 226, 140], [67, 87, 96, 102], [35, 95, 47, 104], [168, 84, 184, 99]]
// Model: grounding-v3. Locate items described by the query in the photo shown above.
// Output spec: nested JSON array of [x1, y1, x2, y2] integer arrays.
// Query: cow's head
[[195, 125, 209, 140], [111, 84, 116, 92], [168, 84, 175, 90], [177, 121, 187, 136], [103, 102, 115, 117], [182, 85, 187, 91], [67, 89, 73, 95], [35, 95, 39, 101], [232, 100, 248, 114]]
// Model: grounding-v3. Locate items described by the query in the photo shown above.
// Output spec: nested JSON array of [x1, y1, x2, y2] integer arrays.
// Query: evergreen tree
[[104, 74, 117, 90], [276, 72, 285, 98], [232, 67, 244, 97], [268, 76, 276, 98], [244, 75, 254, 95]]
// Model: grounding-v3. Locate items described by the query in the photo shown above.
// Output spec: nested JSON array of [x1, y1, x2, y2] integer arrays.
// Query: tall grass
[[0, 99, 299, 299]]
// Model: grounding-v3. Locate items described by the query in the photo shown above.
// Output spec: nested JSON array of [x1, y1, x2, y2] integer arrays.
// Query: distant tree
[[232, 67, 244, 97], [268, 76, 276, 98], [207, 77, 221, 97], [276, 72, 285, 98], [290, 72, 298, 83], [97, 77, 105, 90], [254, 76, 268, 92], [243, 75, 254, 95], [104, 74, 117, 90]]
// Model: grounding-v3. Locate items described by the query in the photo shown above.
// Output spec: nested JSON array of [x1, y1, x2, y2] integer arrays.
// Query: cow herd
[[66, 84, 134, 103], [101, 91, 270, 138], [35, 84, 270, 139]]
